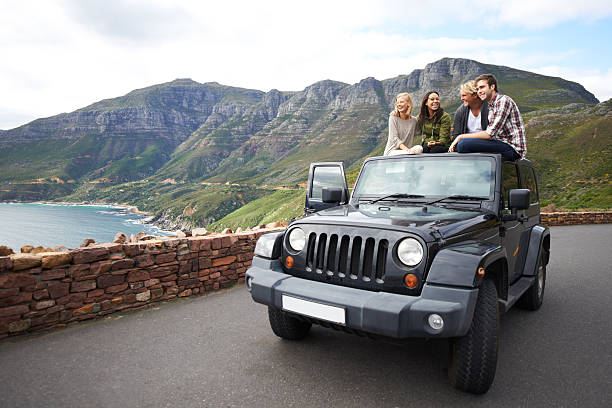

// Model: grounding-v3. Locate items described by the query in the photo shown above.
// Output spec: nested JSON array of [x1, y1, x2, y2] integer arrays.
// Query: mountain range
[[0, 58, 608, 229]]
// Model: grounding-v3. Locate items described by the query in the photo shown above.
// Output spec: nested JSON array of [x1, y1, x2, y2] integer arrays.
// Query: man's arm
[[448, 130, 491, 151]]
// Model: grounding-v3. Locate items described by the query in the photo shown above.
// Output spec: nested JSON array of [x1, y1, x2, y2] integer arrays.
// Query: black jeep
[[246, 153, 550, 394]]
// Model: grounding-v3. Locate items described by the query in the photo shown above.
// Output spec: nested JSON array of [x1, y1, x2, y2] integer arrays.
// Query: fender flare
[[426, 241, 507, 288], [522, 225, 550, 276]]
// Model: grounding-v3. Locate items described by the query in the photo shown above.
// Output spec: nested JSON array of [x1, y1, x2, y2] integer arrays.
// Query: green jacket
[[419, 111, 451, 146]]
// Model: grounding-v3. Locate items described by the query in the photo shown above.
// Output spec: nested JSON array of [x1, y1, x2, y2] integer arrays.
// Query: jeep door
[[501, 162, 524, 283], [509, 163, 542, 280], [518, 163, 540, 227], [305, 162, 349, 213]]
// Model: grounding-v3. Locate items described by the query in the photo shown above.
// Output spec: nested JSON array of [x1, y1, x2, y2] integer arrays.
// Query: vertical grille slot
[[306, 233, 316, 272], [326, 234, 338, 274], [338, 236, 350, 277], [362, 238, 376, 281], [350, 237, 362, 279], [316, 233, 327, 272], [375, 239, 388, 282]]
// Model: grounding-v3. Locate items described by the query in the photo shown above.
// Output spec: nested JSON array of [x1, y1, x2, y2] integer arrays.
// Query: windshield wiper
[[425, 195, 488, 206], [364, 193, 425, 205]]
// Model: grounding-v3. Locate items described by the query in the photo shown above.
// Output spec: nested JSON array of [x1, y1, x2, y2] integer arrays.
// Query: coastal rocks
[[0, 246, 14, 256], [81, 238, 95, 247], [182, 206, 195, 216], [138, 235, 157, 241], [191, 228, 208, 236], [21, 245, 54, 254], [113, 232, 128, 244]]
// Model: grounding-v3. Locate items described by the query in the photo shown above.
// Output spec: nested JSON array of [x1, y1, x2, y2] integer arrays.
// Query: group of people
[[384, 74, 526, 161]]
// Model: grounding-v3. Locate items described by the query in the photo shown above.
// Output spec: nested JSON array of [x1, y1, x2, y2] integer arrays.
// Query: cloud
[[0, 0, 610, 129], [61, 0, 195, 44], [488, 0, 612, 29]]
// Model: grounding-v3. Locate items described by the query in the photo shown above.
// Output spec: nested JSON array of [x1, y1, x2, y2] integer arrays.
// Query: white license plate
[[282, 295, 346, 325]]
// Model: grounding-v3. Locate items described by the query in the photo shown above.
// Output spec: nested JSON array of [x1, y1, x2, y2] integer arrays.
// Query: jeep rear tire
[[268, 306, 312, 340], [448, 278, 499, 394], [517, 250, 547, 310]]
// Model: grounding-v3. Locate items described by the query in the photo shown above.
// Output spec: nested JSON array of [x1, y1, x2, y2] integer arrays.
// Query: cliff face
[[0, 58, 600, 186]]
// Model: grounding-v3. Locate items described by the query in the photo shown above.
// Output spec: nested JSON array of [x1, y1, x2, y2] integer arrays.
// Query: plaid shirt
[[486, 93, 526, 158]]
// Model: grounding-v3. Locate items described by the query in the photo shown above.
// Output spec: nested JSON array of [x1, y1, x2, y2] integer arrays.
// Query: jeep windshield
[[352, 156, 495, 203]]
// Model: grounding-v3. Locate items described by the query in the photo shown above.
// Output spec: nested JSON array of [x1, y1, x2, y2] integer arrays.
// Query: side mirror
[[508, 189, 530, 210], [322, 187, 343, 203]]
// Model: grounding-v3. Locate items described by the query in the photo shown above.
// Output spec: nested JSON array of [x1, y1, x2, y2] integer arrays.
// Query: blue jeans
[[456, 138, 520, 160]]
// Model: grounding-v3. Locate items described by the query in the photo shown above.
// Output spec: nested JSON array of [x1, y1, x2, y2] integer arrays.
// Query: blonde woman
[[384, 93, 423, 156]]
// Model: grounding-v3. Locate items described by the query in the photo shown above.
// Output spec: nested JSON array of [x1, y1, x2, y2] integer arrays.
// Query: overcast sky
[[1, 0, 612, 130]]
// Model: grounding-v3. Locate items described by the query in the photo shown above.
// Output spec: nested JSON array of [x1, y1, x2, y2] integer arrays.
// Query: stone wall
[[541, 211, 612, 226], [0, 228, 281, 339]]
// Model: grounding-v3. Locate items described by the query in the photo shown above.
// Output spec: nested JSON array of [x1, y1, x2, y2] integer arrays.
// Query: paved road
[[1, 225, 611, 407]]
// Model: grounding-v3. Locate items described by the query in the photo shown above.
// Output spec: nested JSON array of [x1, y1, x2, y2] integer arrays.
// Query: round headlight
[[288, 228, 306, 252], [397, 238, 423, 266]]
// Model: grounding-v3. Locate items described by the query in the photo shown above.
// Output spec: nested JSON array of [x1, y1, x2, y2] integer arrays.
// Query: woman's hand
[[427, 141, 437, 147]]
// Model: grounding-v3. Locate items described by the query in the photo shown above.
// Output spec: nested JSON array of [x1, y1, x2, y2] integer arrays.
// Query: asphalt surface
[[1, 225, 611, 407]]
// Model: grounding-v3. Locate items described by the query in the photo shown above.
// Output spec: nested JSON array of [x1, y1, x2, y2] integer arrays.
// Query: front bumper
[[246, 257, 478, 338]]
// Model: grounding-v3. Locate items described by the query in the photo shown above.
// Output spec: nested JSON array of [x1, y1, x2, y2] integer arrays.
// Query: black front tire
[[517, 250, 547, 310], [268, 306, 312, 340], [449, 278, 499, 394]]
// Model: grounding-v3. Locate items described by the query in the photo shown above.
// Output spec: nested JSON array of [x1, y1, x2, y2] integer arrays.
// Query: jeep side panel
[[522, 225, 550, 276], [426, 241, 506, 288]]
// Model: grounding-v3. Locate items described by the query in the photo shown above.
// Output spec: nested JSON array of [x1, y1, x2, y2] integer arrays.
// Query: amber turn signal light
[[477, 267, 485, 278], [404, 273, 418, 288], [285, 256, 294, 268]]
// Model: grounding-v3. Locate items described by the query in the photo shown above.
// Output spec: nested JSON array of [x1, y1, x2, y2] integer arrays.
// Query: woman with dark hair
[[417, 91, 451, 153]]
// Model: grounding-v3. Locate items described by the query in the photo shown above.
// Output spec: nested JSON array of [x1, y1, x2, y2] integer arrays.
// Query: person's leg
[[428, 145, 448, 153], [457, 138, 519, 160]]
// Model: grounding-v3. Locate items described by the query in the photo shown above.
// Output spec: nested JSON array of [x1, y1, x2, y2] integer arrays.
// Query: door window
[[311, 166, 346, 200], [520, 166, 539, 204], [501, 163, 519, 209]]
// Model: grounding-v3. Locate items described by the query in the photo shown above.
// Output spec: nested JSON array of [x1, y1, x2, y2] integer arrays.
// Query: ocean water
[[0, 203, 171, 251]]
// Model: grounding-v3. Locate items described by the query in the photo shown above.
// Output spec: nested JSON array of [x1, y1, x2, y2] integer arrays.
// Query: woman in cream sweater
[[384, 93, 423, 156]]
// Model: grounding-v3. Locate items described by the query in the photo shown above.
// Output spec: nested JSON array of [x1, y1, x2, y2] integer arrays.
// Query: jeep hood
[[297, 204, 496, 242]]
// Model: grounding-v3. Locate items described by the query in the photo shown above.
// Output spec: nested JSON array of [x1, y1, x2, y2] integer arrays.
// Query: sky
[[1, 0, 612, 130]]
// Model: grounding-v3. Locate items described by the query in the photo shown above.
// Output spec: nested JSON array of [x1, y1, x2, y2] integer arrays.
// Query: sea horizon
[[0, 202, 171, 252]]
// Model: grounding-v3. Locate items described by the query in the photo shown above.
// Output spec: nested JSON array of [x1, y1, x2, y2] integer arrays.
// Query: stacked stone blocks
[[0, 228, 280, 339], [541, 211, 612, 226]]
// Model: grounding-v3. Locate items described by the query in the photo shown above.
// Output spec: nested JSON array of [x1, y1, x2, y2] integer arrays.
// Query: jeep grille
[[305, 232, 388, 283]]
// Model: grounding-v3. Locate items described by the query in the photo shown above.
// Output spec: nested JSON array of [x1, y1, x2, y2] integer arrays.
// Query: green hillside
[[523, 101, 612, 209], [208, 189, 305, 231]]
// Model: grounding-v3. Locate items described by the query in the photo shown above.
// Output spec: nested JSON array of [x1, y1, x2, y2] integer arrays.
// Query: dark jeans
[[423, 145, 448, 153], [456, 138, 520, 160]]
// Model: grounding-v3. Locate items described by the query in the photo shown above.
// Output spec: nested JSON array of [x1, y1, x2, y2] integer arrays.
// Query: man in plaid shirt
[[449, 74, 526, 160]]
